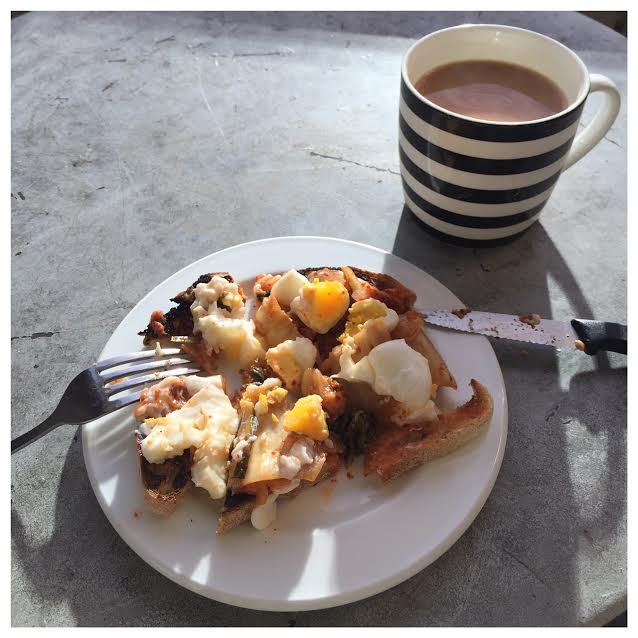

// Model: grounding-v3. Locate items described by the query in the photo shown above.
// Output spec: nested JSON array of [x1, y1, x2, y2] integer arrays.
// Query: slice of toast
[[138, 272, 246, 374], [138, 272, 241, 345], [134, 377, 195, 515], [363, 379, 493, 481], [134, 374, 237, 516]]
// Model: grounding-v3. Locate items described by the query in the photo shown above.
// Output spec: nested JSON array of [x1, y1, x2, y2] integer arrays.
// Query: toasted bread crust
[[139, 272, 241, 345], [142, 481, 193, 516], [215, 493, 256, 534], [297, 266, 342, 279], [363, 379, 493, 481], [137, 442, 194, 515], [343, 266, 417, 314]]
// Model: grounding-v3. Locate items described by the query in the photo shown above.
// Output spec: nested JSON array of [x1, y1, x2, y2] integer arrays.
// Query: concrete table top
[[11, 11, 626, 627]]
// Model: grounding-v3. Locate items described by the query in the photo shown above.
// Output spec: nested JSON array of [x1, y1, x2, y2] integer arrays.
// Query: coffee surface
[[414, 60, 568, 122]]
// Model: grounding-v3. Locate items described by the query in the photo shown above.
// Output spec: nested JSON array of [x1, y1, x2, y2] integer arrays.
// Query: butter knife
[[419, 308, 627, 355]]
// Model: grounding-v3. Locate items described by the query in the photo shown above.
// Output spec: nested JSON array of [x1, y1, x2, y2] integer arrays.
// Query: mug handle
[[563, 74, 621, 170]]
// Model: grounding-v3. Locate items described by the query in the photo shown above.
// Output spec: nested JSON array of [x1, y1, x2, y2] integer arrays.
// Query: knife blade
[[418, 309, 627, 355]]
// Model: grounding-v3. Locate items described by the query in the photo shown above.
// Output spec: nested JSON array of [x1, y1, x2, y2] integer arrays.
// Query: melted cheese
[[242, 416, 290, 484], [140, 376, 239, 499], [190, 276, 264, 367], [278, 438, 316, 479], [184, 375, 212, 396], [250, 479, 301, 530]]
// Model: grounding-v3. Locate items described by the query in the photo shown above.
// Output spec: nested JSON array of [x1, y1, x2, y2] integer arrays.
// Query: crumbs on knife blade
[[518, 313, 541, 327], [451, 307, 472, 319]]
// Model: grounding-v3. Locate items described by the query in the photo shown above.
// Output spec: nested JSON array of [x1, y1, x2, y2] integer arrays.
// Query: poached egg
[[191, 275, 264, 368], [337, 339, 437, 423]]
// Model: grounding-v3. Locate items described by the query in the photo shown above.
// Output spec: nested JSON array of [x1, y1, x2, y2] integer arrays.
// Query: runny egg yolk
[[290, 279, 350, 334], [282, 394, 329, 441]]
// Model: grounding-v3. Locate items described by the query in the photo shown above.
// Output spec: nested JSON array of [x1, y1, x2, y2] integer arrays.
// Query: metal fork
[[11, 347, 201, 454]]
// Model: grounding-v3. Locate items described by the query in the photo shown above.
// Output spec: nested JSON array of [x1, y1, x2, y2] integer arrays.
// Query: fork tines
[[95, 347, 183, 371], [98, 347, 202, 410]]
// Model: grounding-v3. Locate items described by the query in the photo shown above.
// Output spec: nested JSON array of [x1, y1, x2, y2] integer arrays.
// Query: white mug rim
[[402, 23, 591, 127]]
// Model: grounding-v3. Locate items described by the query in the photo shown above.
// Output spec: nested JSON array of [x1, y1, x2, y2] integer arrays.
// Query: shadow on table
[[10, 207, 626, 627], [351, 205, 625, 626], [10, 434, 300, 627]]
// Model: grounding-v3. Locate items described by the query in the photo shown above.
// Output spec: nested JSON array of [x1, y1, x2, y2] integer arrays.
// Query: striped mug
[[399, 24, 621, 245]]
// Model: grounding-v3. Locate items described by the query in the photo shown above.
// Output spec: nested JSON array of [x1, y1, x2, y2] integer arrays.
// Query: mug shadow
[[11, 208, 625, 626], [238, 205, 626, 626], [298, 206, 623, 626]]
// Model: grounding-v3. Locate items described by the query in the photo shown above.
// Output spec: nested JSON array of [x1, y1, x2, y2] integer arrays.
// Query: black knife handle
[[571, 319, 627, 355]]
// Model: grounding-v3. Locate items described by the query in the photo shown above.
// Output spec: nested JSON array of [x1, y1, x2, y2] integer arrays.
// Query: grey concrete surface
[[11, 11, 626, 627]]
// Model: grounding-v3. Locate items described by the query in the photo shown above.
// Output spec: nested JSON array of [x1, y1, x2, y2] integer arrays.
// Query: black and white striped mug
[[400, 24, 621, 244]]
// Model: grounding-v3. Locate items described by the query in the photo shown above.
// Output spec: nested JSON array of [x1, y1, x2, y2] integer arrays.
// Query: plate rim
[[82, 235, 508, 611]]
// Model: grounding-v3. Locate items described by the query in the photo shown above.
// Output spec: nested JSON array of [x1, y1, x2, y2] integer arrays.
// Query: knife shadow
[[316, 205, 626, 626], [10, 201, 625, 627]]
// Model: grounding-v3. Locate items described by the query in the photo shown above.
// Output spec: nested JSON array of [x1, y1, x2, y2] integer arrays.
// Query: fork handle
[[11, 411, 64, 454]]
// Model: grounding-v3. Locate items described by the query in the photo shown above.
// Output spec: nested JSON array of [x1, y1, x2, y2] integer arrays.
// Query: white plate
[[82, 236, 507, 611]]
